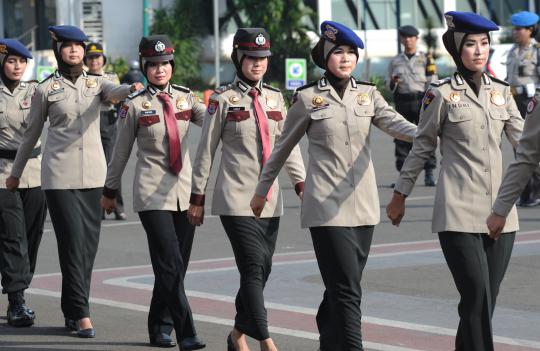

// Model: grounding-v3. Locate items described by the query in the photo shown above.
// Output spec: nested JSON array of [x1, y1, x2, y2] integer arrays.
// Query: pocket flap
[[267, 111, 283, 121], [310, 109, 332, 120], [175, 109, 192, 121], [353, 104, 374, 117], [489, 110, 510, 121], [47, 90, 65, 102], [138, 115, 160, 126], [226, 110, 250, 121], [447, 110, 473, 122]]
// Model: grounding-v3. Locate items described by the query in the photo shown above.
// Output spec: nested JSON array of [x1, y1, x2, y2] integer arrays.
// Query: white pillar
[[318, 0, 332, 25]]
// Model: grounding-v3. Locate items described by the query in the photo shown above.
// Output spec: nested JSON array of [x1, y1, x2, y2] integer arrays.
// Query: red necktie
[[249, 88, 272, 201], [157, 92, 182, 175]]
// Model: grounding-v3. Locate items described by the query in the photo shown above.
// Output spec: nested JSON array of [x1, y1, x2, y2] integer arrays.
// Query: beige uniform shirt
[[493, 90, 540, 216], [385, 51, 437, 94], [105, 84, 206, 212], [11, 70, 132, 189], [255, 77, 417, 228], [506, 40, 540, 92], [191, 76, 306, 218], [0, 79, 41, 188], [99, 72, 120, 111], [395, 72, 523, 233]]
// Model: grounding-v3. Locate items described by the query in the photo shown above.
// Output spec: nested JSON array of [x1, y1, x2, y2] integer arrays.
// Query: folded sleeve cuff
[[393, 179, 414, 196], [103, 186, 118, 199], [190, 193, 205, 206], [294, 181, 305, 196], [492, 200, 513, 218]]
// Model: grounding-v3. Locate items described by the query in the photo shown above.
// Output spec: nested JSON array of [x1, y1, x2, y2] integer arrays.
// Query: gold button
[[345, 141, 349, 145]]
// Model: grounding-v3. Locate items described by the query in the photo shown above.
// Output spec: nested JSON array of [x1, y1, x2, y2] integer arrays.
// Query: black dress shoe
[[150, 333, 176, 348], [7, 303, 34, 327], [115, 212, 127, 220], [22, 304, 35, 317], [181, 335, 205, 350], [77, 327, 96, 338], [227, 333, 236, 351], [65, 318, 77, 331]]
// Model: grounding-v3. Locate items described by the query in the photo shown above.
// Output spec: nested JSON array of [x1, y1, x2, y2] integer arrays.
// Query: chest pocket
[[446, 108, 474, 140], [225, 107, 254, 135], [308, 108, 334, 136], [353, 104, 374, 136], [138, 113, 161, 139], [47, 90, 70, 127], [266, 110, 283, 136], [175, 109, 191, 138], [489, 106, 510, 137]]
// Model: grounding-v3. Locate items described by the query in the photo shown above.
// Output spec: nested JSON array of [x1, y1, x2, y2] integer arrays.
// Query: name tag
[[312, 104, 329, 111], [228, 106, 246, 111], [447, 102, 471, 111], [139, 110, 157, 116]]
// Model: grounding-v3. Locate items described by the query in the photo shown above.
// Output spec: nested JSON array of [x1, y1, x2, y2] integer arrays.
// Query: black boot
[[7, 292, 34, 327], [424, 170, 436, 186]]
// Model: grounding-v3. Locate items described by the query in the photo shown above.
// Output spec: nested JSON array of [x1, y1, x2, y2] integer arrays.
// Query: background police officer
[[506, 11, 540, 207], [386, 25, 438, 186], [84, 42, 127, 220], [0, 39, 47, 327]]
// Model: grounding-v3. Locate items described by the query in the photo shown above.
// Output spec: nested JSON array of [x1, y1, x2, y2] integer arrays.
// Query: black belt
[[0, 147, 41, 160], [394, 92, 424, 100]]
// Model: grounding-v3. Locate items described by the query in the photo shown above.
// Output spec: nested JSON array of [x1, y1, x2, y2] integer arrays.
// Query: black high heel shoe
[[227, 333, 236, 351]]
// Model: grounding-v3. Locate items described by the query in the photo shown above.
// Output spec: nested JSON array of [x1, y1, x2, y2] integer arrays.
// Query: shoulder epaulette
[[127, 88, 146, 100], [24, 80, 38, 84], [213, 84, 232, 94], [171, 83, 190, 93], [263, 83, 280, 92], [355, 80, 375, 86], [296, 81, 318, 92], [87, 72, 101, 77], [38, 73, 54, 85], [430, 77, 451, 87], [488, 75, 510, 86]]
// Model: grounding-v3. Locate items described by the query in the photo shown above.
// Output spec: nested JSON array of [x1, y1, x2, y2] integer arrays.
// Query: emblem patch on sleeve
[[207, 99, 219, 115], [119, 104, 129, 119], [527, 98, 537, 115], [422, 90, 435, 110]]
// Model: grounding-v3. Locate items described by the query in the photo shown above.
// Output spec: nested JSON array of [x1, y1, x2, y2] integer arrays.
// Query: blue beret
[[320, 21, 364, 49], [444, 11, 499, 33], [0, 39, 32, 60], [511, 11, 539, 27], [48, 25, 89, 42]]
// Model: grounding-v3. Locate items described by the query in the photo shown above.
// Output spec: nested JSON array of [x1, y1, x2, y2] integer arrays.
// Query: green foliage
[[151, 2, 210, 88], [225, 0, 317, 87], [370, 76, 393, 104], [108, 57, 128, 81]]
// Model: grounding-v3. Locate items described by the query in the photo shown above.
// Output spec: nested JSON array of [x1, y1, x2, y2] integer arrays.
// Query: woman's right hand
[[386, 192, 407, 227], [100, 196, 116, 214], [5, 176, 20, 192], [188, 204, 204, 226]]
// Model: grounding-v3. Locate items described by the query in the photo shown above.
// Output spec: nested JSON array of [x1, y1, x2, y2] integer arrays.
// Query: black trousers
[[439, 232, 515, 351], [0, 188, 46, 294], [310, 225, 374, 351], [394, 96, 437, 172], [100, 113, 124, 214], [220, 216, 280, 341], [139, 210, 197, 342], [45, 188, 102, 320]]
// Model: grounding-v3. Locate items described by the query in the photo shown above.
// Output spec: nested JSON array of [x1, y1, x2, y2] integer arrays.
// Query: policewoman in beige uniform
[[85, 42, 127, 220], [189, 28, 305, 351], [102, 35, 206, 350], [0, 39, 47, 327], [487, 91, 540, 237], [251, 21, 416, 351], [6, 25, 141, 338], [387, 12, 523, 351]]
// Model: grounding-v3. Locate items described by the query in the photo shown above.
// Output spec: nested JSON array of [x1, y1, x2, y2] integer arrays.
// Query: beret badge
[[324, 24, 338, 41]]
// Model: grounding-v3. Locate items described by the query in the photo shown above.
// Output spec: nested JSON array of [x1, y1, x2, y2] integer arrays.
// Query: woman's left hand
[[250, 194, 266, 218], [130, 82, 144, 92], [386, 192, 406, 227]]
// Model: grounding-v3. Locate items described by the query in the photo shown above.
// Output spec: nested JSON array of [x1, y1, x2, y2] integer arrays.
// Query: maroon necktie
[[157, 92, 182, 175], [248, 88, 272, 201]]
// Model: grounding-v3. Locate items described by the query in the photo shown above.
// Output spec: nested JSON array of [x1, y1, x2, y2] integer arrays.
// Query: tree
[[223, 0, 317, 86]]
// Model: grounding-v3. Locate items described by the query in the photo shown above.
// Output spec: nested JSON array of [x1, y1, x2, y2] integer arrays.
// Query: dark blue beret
[[48, 25, 89, 42], [0, 39, 33, 59], [444, 11, 499, 33], [320, 21, 364, 49], [511, 11, 539, 27], [398, 25, 419, 37]]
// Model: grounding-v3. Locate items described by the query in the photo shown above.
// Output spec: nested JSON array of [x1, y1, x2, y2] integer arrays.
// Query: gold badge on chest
[[266, 96, 278, 109], [229, 95, 240, 104], [176, 97, 188, 110], [357, 93, 371, 106], [449, 91, 461, 102], [312, 96, 325, 107], [51, 81, 61, 90], [86, 79, 97, 88], [142, 101, 152, 109], [490, 90, 506, 106]]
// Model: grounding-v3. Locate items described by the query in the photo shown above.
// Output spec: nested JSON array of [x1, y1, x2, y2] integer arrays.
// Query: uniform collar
[[451, 71, 491, 107], [318, 76, 357, 102], [147, 83, 172, 96], [234, 75, 263, 96]]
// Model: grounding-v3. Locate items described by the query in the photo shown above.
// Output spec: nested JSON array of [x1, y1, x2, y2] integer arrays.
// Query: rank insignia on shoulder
[[357, 93, 371, 106], [207, 99, 219, 115], [449, 91, 461, 102], [214, 84, 232, 95], [422, 90, 435, 110], [430, 78, 451, 87], [527, 98, 537, 114], [127, 88, 146, 100], [490, 90, 506, 107], [119, 104, 129, 119]]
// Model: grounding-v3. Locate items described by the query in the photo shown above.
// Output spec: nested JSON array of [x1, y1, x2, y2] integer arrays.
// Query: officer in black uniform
[[386, 25, 438, 186], [122, 60, 145, 85], [84, 42, 127, 220], [0, 39, 47, 327]]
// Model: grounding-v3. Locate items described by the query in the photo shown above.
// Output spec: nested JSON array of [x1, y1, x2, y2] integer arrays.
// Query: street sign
[[36, 66, 56, 81], [285, 58, 307, 90]]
